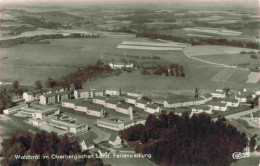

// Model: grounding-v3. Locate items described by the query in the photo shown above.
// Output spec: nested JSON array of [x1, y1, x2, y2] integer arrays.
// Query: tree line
[[120, 112, 248, 166]]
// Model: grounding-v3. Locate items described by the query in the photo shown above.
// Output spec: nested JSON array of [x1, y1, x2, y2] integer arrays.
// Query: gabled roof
[[193, 97, 205, 101], [76, 102, 103, 112], [207, 101, 227, 107], [222, 98, 239, 103], [62, 99, 77, 104], [43, 91, 69, 98], [146, 104, 160, 110], [202, 93, 212, 98], [117, 103, 131, 110], [106, 99, 119, 105], [125, 95, 138, 100], [192, 105, 210, 110], [136, 100, 149, 105], [109, 132, 120, 142], [93, 96, 106, 101], [77, 135, 94, 146]]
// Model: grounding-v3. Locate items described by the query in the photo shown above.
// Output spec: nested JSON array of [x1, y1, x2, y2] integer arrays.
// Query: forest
[[1, 131, 104, 166], [120, 112, 248, 166]]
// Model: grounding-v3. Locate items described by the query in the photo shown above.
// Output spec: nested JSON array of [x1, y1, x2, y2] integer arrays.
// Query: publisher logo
[[232, 152, 250, 159]]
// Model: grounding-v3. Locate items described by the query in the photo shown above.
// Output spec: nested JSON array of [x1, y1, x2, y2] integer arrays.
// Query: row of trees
[[1, 131, 104, 166], [142, 64, 186, 77], [120, 113, 248, 166], [0, 33, 99, 48], [108, 52, 160, 60]]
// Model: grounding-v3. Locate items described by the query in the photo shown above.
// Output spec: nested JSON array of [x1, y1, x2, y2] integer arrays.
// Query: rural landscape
[[0, 0, 260, 166]]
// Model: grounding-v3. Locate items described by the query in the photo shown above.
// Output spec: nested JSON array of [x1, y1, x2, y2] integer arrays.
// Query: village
[[2, 66, 260, 157]]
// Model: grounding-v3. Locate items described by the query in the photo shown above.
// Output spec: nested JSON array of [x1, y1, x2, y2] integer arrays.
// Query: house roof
[[109, 132, 120, 142], [125, 95, 138, 100], [222, 98, 239, 103], [146, 104, 160, 110], [76, 102, 103, 112], [97, 118, 124, 125], [62, 99, 77, 104], [202, 93, 212, 98], [43, 91, 69, 98], [211, 91, 226, 95], [93, 96, 106, 101], [192, 105, 210, 110], [194, 97, 206, 101], [106, 99, 119, 105], [77, 135, 94, 146], [117, 103, 131, 109], [110, 62, 125, 66], [136, 100, 149, 105], [207, 101, 227, 107]]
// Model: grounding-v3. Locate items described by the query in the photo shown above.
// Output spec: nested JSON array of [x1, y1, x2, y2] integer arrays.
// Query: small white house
[[108, 133, 122, 146], [221, 98, 239, 107], [125, 96, 138, 105], [191, 105, 212, 116], [116, 104, 132, 115], [202, 93, 213, 102], [135, 100, 149, 109], [93, 96, 106, 106], [207, 101, 227, 111], [145, 104, 160, 114], [106, 89, 120, 96], [210, 91, 226, 99], [105, 99, 119, 110]]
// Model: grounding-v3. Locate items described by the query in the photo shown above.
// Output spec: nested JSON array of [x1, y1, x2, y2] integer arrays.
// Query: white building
[[164, 100, 182, 108], [210, 91, 226, 99], [207, 101, 227, 111], [108, 133, 122, 146], [126, 92, 142, 98], [135, 100, 149, 109], [116, 104, 132, 115], [75, 102, 105, 118], [221, 98, 239, 107], [235, 94, 247, 103], [3, 104, 26, 115], [62, 99, 77, 109], [97, 118, 125, 131], [105, 99, 119, 110], [109, 62, 134, 69], [74, 89, 93, 99], [193, 97, 207, 105], [145, 104, 160, 114], [49, 119, 88, 134], [93, 96, 106, 106], [106, 89, 120, 96], [125, 96, 139, 105], [191, 105, 212, 116], [32, 108, 59, 119], [39, 91, 70, 105]]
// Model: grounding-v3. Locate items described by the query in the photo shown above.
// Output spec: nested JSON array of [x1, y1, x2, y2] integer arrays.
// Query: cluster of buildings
[[108, 62, 134, 69]]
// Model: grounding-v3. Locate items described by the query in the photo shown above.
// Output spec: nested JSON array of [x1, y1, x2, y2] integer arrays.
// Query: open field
[[183, 27, 242, 36], [184, 45, 258, 57], [120, 41, 188, 47], [211, 68, 236, 82], [246, 72, 260, 83], [117, 45, 184, 50]]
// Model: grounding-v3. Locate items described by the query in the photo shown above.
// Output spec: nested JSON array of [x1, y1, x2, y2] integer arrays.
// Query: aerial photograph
[[0, 0, 259, 165]]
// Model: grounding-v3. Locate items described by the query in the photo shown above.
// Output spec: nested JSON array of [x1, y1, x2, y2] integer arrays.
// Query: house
[[23, 89, 49, 102], [202, 93, 213, 102], [32, 107, 59, 119], [191, 105, 212, 116], [181, 98, 194, 107], [116, 103, 132, 115], [109, 62, 134, 69], [74, 89, 93, 99], [193, 97, 206, 105], [108, 132, 122, 146], [92, 90, 106, 97], [75, 102, 105, 118], [210, 91, 226, 99], [145, 104, 160, 114], [207, 101, 227, 111], [126, 92, 142, 98], [252, 111, 260, 121], [93, 96, 106, 106], [164, 100, 182, 108], [235, 94, 247, 103], [135, 100, 149, 109], [49, 119, 88, 134], [78, 135, 95, 151], [221, 98, 239, 107], [105, 99, 119, 110], [39, 91, 70, 105], [106, 89, 120, 96], [125, 96, 139, 105], [3, 104, 26, 115], [62, 99, 77, 109], [97, 118, 125, 131]]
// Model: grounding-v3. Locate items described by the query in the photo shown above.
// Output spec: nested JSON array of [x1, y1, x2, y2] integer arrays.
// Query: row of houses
[[39, 91, 70, 105], [62, 99, 105, 118], [96, 117, 146, 131]]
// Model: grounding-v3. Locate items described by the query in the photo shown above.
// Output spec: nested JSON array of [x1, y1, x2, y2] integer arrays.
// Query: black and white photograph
[[0, 0, 260, 165]]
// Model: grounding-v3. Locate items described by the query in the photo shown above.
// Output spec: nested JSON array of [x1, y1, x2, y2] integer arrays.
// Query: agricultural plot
[[117, 41, 187, 51], [246, 72, 260, 83], [211, 68, 236, 82], [183, 27, 242, 36], [183, 45, 258, 56]]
